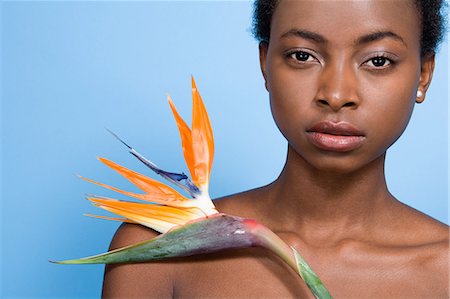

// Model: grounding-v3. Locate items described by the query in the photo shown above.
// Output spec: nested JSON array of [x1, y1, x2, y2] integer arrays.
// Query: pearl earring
[[416, 90, 423, 98]]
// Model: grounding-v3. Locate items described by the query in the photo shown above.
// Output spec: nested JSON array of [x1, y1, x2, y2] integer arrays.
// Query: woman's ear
[[416, 54, 435, 103], [259, 42, 269, 92]]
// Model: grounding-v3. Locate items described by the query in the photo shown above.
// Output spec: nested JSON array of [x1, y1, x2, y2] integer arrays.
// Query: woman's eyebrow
[[354, 31, 407, 47], [280, 29, 407, 48], [280, 29, 327, 44]]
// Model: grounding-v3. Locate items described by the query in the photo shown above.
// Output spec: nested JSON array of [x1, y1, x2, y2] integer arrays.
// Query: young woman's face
[[260, 0, 433, 173]]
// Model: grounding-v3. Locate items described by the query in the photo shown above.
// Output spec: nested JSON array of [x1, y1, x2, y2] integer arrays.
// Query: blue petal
[[106, 129, 201, 197]]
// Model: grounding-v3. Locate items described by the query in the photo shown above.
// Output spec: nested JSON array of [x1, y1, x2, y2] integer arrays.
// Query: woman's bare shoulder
[[414, 217, 449, 297], [381, 201, 449, 295], [410, 208, 449, 278], [391, 200, 449, 244], [102, 223, 175, 298]]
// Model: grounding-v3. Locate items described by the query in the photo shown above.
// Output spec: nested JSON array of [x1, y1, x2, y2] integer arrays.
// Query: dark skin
[[102, 1, 449, 298]]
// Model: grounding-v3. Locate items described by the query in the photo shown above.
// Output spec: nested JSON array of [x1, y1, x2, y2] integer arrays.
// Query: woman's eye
[[365, 56, 391, 68], [289, 51, 316, 63]]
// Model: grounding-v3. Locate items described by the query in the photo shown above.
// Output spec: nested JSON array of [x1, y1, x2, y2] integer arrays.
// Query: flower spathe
[[81, 77, 218, 233]]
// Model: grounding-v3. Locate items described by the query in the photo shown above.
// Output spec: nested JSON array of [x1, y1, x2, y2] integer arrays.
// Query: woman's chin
[[289, 145, 385, 176]]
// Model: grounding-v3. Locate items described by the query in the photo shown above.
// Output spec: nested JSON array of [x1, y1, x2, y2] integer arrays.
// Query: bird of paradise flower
[[54, 77, 333, 299]]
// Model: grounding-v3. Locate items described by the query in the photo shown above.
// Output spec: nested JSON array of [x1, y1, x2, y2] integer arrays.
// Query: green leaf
[[53, 214, 256, 264]]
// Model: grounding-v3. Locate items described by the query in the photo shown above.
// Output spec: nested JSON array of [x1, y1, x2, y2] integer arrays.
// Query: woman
[[102, 1, 449, 298]]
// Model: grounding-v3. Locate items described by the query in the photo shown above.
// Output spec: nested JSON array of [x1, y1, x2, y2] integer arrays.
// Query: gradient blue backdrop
[[1, 1, 448, 298]]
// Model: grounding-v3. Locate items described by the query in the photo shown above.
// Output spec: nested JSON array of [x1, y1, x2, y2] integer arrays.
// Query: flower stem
[[248, 222, 298, 272], [249, 221, 333, 299]]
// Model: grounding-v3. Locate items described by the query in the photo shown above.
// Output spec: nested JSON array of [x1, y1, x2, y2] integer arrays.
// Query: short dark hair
[[252, 0, 447, 56]]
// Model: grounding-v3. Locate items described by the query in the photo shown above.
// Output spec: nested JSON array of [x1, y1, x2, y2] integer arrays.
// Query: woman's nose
[[314, 60, 359, 111]]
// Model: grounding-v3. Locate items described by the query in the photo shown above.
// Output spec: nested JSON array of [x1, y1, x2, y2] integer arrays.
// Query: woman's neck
[[262, 146, 395, 246]]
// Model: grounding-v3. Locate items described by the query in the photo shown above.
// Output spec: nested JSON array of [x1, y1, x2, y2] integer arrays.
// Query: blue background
[[1, 1, 448, 298]]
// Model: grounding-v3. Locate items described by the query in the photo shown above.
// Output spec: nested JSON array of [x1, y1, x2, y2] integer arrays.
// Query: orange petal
[[98, 206, 176, 233], [88, 197, 199, 233], [191, 76, 214, 187], [80, 175, 187, 207], [83, 213, 136, 223], [88, 158, 189, 206], [167, 95, 197, 184], [88, 197, 200, 220]]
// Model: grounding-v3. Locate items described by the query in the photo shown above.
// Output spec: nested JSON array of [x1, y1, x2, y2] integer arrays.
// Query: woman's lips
[[306, 121, 366, 152]]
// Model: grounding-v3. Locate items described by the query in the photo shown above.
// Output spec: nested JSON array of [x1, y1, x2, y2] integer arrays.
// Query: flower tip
[[97, 157, 116, 167], [191, 75, 197, 91], [49, 259, 88, 265], [167, 95, 175, 108], [49, 259, 78, 265]]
